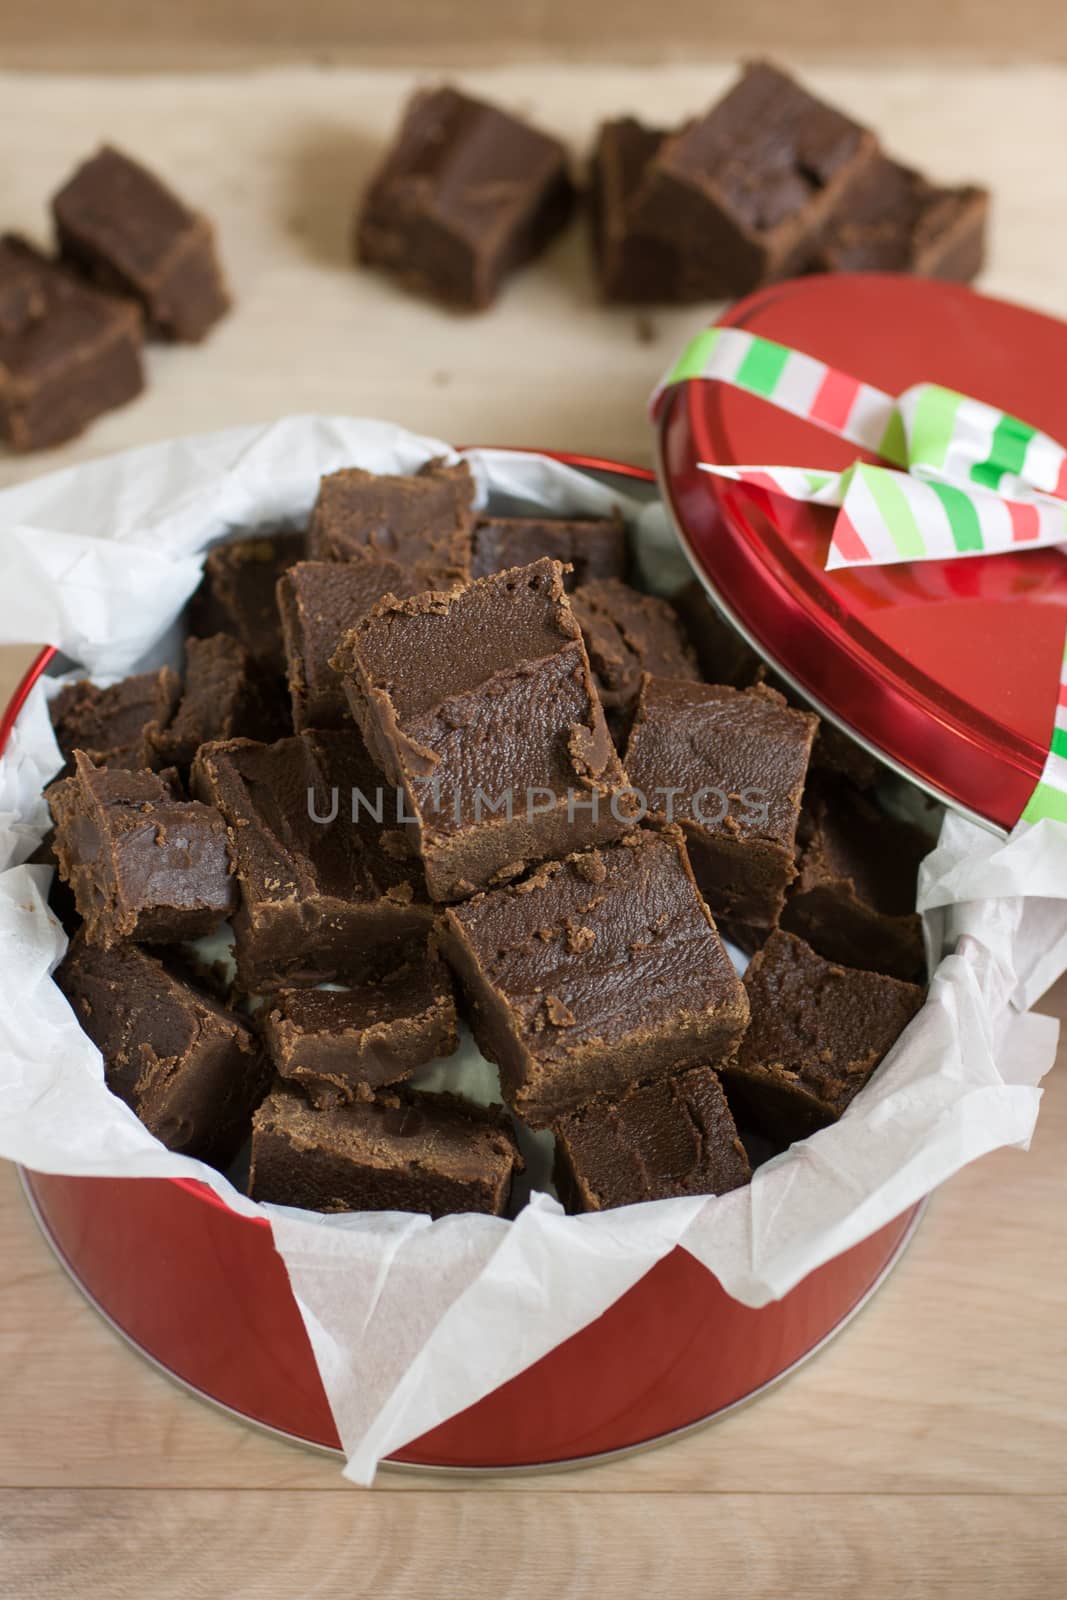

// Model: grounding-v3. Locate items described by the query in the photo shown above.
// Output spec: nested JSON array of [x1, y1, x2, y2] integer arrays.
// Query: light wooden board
[[1, 63, 1066, 1600]]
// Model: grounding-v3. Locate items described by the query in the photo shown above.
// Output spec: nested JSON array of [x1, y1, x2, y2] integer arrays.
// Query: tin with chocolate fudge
[[3, 402, 1051, 1480]]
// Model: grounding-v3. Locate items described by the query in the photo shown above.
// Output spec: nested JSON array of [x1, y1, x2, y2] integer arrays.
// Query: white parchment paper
[[0, 417, 1061, 1486]]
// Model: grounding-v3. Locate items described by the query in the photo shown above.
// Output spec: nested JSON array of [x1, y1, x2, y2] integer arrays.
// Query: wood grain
[[3, 0, 1067, 72], [1, 62, 1066, 1600]]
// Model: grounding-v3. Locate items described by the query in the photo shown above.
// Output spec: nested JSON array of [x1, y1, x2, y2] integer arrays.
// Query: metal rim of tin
[[4, 450, 926, 1476]]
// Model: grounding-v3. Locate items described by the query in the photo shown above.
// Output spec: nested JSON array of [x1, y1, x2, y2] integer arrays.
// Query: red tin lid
[[655, 273, 1067, 833]]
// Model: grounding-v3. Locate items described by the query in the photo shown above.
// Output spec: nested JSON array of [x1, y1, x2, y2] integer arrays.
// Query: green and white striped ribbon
[[654, 328, 1067, 571], [655, 326, 1067, 827]]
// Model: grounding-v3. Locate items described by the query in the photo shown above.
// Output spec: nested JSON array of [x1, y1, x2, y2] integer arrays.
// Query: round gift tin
[[6, 454, 923, 1473], [656, 273, 1067, 834]]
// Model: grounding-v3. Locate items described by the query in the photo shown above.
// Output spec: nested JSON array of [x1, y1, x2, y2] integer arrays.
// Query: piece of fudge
[[0, 239, 45, 334], [249, 1082, 523, 1217], [470, 512, 629, 588], [625, 62, 878, 298], [47, 753, 235, 948], [191, 731, 430, 990], [0, 235, 144, 452], [53, 145, 230, 341], [357, 85, 576, 310], [722, 929, 924, 1143], [782, 779, 927, 981], [50, 668, 182, 771], [332, 557, 635, 902], [188, 530, 306, 678], [589, 117, 683, 303], [442, 828, 749, 1128], [570, 578, 699, 716], [306, 457, 473, 584], [553, 1065, 751, 1212], [278, 559, 445, 731], [27, 829, 79, 932], [261, 941, 458, 1106], [152, 634, 287, 769], [814, 155, 988, 281], [673, 579, 878, 789], [57, 931, 269, 1167], [624, 676, 817, 950]]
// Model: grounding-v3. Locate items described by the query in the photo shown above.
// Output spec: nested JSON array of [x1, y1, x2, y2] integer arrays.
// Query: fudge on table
[[53, 145, 230, 342], [442, 828, 749, 1128], [261, 938, 458, 1107], [624, 62, 878, 298], [50, 667, 181, 772], [191, 730, 430, 990], [814, 155, 988, 281], [722, 929, 925, 1144], [188, 530, 306, 679], [154, 633, 289, 768], [357, 85, 576, 310], [278, 558, 452, 732], [57, 931, 269, 1168], [332, 557, 635, 902], [589, 117, 682, 303], [553, 1064, 751, 1212], [471, 512, 629, 589], [0, 235, 144, 452], [249, 1082, 523, 1218], [624, 675, 817, 950], [570, 578, 698, 718], [673, 579, 879, 789], [306, 457, 473, 585], [47, 752, 235, 948], [782, 778, 928, 981]]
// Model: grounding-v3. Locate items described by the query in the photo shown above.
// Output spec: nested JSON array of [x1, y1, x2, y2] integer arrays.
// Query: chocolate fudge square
[[0, 235, 144, 452], [57, 931, 269, 1167], [626, 62, 878, 297], [570, 579, 699, 716], [554, 1064, 751, 1211], [471, 512, 629, 588], [624, 676, 817, 951], [249, 1082, 523, 1217], [47, 752, 236, 949], [306, 457, 473, 584], [442, 828, 749, 1128], [782, 779, 927, 981], [589, 117, 684, 303], [191, 731, 430, 990], [154, 634, 287, 769], [188, 530, 306, 678], [332, 557, 635, 902], [673, 580, 878, 789], [723, 929, 924, 1143], [279, 559, 446, 732], [261, 940, 458, 1106], [0, 238, 45, 334], [50, 667, 181, 772], [53, 145, 230, 342], [357, 85, 576, 310], [815, 156, 988, 281]]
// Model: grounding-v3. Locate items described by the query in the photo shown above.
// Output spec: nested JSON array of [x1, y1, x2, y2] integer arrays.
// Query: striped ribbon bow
[[654, 327, 1067, 571]]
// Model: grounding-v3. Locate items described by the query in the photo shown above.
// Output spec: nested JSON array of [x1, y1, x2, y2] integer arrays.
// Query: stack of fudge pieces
[[47, 457, 928, 1219], [1, 146, 229, 452], [589, 60, 988, 300]]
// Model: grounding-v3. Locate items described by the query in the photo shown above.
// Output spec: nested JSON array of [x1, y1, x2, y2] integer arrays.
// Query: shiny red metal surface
[[7, 452, 921, 1470], [657, 274, 1067, 832]]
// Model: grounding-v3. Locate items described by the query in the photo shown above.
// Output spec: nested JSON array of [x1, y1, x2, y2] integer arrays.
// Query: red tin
[[656, 273, 1067, 834], [9, 454, 923, 1472]]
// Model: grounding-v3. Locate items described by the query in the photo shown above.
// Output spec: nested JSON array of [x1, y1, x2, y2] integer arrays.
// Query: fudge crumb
[[573, 850, 606, 884], [565, 922, 596, 953], [545, 994, 576, 1028]]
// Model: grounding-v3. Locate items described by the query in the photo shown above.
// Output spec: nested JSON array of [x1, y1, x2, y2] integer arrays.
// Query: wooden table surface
[[1, 62, 1066, 1600]]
